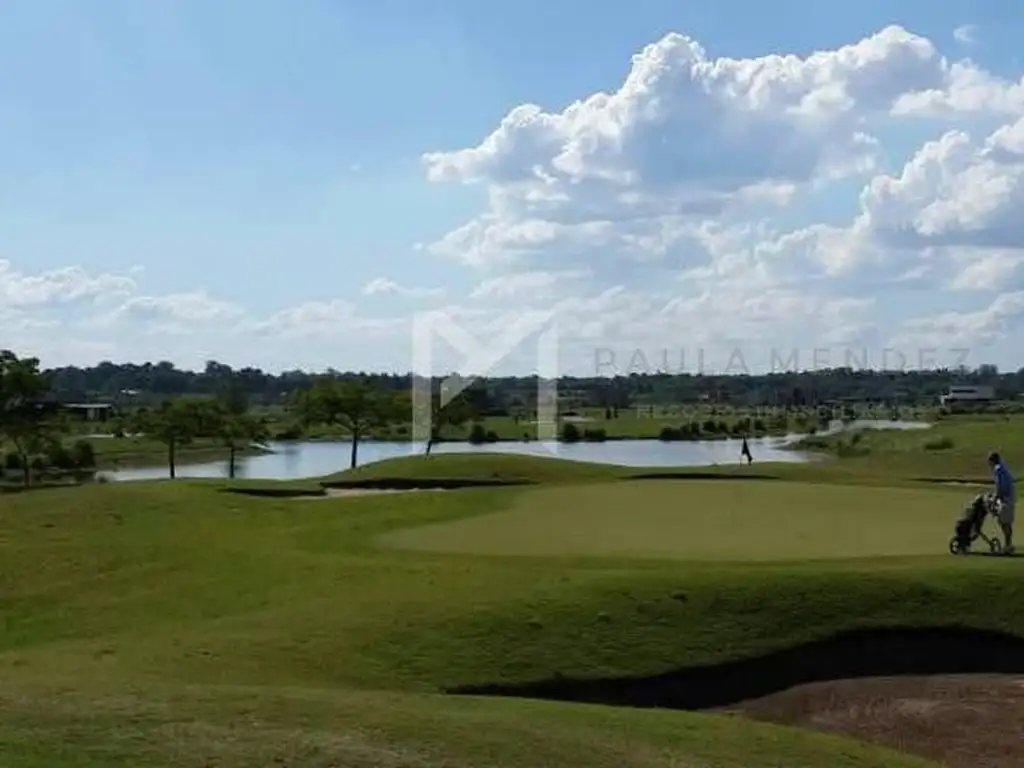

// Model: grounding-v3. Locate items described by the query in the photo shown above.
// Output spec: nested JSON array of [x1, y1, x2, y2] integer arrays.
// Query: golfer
[[988, 451, 1016, 555], [741, 436, 752, 465]]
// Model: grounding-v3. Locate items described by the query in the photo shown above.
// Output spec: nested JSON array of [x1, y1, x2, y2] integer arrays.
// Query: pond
[[102, 419, 930, 482]]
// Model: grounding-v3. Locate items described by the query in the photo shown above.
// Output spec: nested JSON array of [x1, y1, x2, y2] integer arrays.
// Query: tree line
[[39, 357, 1021, 413]]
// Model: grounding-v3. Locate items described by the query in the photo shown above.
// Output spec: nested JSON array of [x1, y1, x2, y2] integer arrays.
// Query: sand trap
[[723, 674, 1024, 767], [294, 487, 449, 501]]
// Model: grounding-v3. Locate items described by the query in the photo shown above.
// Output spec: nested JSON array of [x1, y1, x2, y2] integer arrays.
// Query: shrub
[[45, 443, 76, 471], [582, 427, 607, 442], [659, 426, 682, 441], [924, 436, 955, 451], [71, 439, 96, 468], [467, 423, 495, 444], [4, 452, 22, 470], [560, 422, 581, 442], [274, 424, 303, 440]]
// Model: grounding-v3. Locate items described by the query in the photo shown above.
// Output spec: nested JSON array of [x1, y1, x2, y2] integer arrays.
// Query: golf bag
[[949, 492, 1003, 555]]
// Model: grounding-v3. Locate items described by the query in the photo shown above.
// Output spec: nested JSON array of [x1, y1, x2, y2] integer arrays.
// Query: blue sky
[[3, 1, 1024, 373]]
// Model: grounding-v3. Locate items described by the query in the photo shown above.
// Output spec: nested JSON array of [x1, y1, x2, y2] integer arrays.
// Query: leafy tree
[[0, 350, 57, 487], [295, 379, 395, 468], [129, 400, 201, 479], [404, 381, 475, 456], [213, 383, 270, 478]]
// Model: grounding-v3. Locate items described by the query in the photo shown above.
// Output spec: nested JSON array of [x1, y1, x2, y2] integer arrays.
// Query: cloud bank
[[6, 25, 1024, 375]]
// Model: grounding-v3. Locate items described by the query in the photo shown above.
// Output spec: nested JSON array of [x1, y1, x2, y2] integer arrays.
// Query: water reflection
[[103, 419, 929, 482]]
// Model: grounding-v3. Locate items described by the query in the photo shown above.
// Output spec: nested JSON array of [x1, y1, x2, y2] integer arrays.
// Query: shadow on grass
[[627, 472, 782, 481], [220, 487, 328, 499], [321, 478, 532, 490], [448, 626, 1024, 710], [222, 477, 533, 498], [914, 477, 992, 486]]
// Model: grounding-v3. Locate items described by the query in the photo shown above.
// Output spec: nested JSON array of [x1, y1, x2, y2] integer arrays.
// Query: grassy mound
[[320, 451, 629, 485]]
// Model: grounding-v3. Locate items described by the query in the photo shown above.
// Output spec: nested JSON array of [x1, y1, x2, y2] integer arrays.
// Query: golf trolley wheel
[[990, 538, 1004, 554], [949, 537, 963, 555]]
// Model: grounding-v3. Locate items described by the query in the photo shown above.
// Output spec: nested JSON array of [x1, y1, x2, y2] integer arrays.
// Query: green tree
[[214, 383, 270, 478], [218, 410, 269, 478], [0, 350, 58, 488], [405, 381, 475, 456], [129, 400, 201, 479], [296, 379, 394, 468]]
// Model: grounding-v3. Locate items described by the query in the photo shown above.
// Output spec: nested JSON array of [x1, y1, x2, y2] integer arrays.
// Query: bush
[[274, 424, 303, 440], [659, 426, 682, 441], [468, 423, 487, 444], [71, 439, 96, 468], [659, 423, 702, 441], [582, 427, 607, 442], [45, 443, 76, 471], [4, 452, 22, 470], [468, 423, 499, 444], [560, 422, 581, 442], [924, 436, 955, 451]]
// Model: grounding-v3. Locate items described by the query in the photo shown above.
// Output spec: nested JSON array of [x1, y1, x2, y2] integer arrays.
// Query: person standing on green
[[989, 452, 1016, 555]]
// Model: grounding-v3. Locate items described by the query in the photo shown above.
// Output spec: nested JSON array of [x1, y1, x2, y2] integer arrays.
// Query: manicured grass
[[2, 442, 1021, 765], [379, 480, 973, 561], [792, 413, 1024, 478], [0, 685, 931, 767], [322, 451, 628, 485]]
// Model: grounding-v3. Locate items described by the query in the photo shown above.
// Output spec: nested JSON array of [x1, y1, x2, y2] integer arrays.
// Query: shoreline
[[79, 417, 933, 473]]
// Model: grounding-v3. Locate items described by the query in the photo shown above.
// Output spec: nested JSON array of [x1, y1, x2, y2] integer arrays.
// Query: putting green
[[380, 480, 975, 561]]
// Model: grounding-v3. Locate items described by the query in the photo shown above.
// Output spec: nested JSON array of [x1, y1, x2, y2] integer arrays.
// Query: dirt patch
[[293, 487, 449, 500], [721, 674, 1024, 767]]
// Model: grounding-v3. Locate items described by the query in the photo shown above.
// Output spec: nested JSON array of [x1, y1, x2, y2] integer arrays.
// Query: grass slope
[[2, 442, 1019, 766], [793, 414, 1024, 478], [0, 686, 932, 767]]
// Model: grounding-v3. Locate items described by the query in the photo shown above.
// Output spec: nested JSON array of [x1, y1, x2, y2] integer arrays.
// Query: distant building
[[940, 385, 995, 408], [63, 403, 114, 422]]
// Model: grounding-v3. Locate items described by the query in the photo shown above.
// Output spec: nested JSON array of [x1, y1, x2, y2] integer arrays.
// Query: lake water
[[102, 419, 930, 482]]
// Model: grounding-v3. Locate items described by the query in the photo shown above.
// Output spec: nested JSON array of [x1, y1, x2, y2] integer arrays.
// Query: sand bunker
[[294, 487, 449, 500], [723, 674, 1024, 767]]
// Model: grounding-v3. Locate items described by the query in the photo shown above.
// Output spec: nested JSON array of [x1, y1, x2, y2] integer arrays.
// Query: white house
[[939, 385, 995, 406]]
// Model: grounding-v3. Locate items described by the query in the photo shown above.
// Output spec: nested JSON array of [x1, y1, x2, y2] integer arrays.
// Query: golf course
[[2, 415, 1023, 766]]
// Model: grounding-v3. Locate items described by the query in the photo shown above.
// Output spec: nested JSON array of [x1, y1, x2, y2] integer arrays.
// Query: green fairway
[[0, 684, 933, 768], [380, 479, 971, 561], [3, 448, 1024, 766]]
